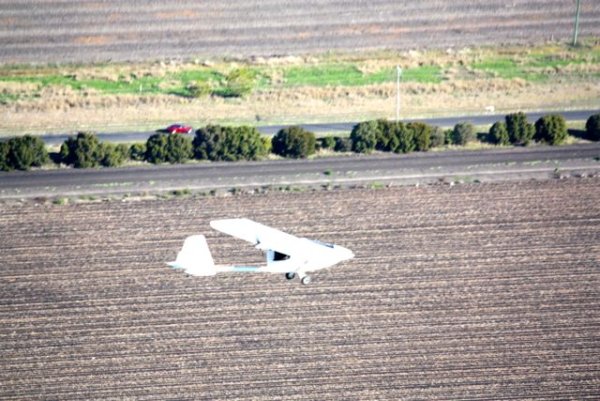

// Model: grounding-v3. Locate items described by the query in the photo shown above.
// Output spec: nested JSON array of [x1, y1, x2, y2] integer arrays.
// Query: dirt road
[[1, 179, 599, 399], [1, 0, 599, 63]]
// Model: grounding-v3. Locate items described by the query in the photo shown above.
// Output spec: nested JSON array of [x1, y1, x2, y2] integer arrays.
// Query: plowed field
[[1, 179, 599, 400], [1, 0, 600, 63]]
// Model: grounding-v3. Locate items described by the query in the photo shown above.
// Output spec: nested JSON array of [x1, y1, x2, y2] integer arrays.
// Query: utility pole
[[396, 66, 402, 122], [572, 0, 581, 46]]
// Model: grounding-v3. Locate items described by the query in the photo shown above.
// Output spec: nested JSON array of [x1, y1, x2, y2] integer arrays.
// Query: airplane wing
[[210, 218, 325, 258]]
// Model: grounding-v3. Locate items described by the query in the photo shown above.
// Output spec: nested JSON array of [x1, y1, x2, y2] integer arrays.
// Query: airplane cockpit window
[[312, 239, 334, 248], [273, 251, 290, 261]]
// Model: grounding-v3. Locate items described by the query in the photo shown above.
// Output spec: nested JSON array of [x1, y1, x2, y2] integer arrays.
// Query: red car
[[164, 124, 193, 134]]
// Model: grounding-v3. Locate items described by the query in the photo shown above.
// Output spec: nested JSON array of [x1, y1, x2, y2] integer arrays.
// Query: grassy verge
[[2, 41, 597, 99], [0, 40, 598, 134]]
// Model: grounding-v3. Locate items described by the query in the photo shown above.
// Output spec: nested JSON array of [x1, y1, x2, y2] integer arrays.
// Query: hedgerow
[[1, 112, 596, 172]]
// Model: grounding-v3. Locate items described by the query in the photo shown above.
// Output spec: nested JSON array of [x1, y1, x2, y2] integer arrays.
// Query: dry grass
[[1, 43, 599, 134], [2, 80, 598, 134]]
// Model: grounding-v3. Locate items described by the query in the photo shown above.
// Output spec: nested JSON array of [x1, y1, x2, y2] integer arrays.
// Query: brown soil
[[1, 179, 599, 399], [1, 0, 599, 63]]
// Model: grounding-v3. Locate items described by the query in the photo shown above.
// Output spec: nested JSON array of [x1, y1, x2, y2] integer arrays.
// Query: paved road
[[37, 109, 600, 145], [1, 143, 599, 199]]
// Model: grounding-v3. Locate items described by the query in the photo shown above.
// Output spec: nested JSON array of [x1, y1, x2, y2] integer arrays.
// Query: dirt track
[[1, 178, 599, 399], [1, 0, 600, 63]]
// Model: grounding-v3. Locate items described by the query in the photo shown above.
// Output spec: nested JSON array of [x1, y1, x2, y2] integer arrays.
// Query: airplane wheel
[[285, 272, 296, 280], [301, 276, 311, 285]]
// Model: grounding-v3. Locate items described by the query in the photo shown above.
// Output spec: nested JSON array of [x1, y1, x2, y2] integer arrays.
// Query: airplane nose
[[338, 246, 354, 260]]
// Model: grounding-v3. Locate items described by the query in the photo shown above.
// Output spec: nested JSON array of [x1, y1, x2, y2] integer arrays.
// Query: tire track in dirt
[[1, 0, 599, 62], [0, 179, 599, 400]]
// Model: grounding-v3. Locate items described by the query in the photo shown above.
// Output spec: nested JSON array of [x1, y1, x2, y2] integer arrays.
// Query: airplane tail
[[167, 235, 217, 276]]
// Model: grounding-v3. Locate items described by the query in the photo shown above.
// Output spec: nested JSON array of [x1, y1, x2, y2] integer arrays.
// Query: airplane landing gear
[[285, 272, 311, 285]]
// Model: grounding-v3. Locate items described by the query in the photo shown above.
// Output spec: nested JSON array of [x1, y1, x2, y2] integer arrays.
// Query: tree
[[165, 134, 193, 163], [145, 134, 168, 164], [586, 113, 600, 141], [262, 136, 272, 155], [193, 125, 267, 161], [5, 135, 48, 170], [271, 126, 316, 159], [100, 143, 129, 167], [392, 122, 414, 153], [0, 141, 11, 171], [129, 143, 147, 161], [334, 137, 352, 152], [60, 132, 103, 168], [534, 114, 567, 145], [317, 136, 336, 150], [506, 112, 534, 146], [489, 121, 510, 145], [430, 126, 446, 148], [451, 122, 475, 146], [350, 121, 379, 153], [193, 125, 228, 160], [375, 119, 393, 151], [230, 125, 268, 160], [407, 122, 432, 151], [145, 133, 192, 164], [444, 129, 454, 145]]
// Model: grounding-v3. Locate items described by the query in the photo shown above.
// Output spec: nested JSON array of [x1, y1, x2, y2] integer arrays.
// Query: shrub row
[[2, 113, 599, 170], [0, 135, 48, 171], [349, 119, 478, 154], [60, 132, 129, 168], [349, 112, 600, 155], [56, 125, 311, 168]]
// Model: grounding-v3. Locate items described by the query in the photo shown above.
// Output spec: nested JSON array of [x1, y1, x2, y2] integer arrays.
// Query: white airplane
[[168, 218, 354, 284]]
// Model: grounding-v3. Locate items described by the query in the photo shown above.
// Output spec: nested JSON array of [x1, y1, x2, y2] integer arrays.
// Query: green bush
[[271, 126, 316, 159], [194, 125, 267, 161], [407, 122, 432, 151], [444, 129, 454, 145], [350, 121, 379, 153], [317, 136, 336, 150], [429, 126, 446, 148], [0, 141, 11, 171], [3, 135, 48, 171], [586, 113, 600, 141], [193, 125, 227, 160], [232, 125, 268, 160], [145, 133, 193, 164], [129, 143, 147, 161], [262, 136, 272, 154], [187, 80, 212, 98], [534, 114, 567, 145], [166, 135, 193, 163], [489, 121, 510, 145], [100, 143, 129, 167], [365, 119, 434, 153], [393, 122, 415, 153], [451, 122, 475, 146], [506, 112, 534, 145], [60, 132, 103, 168], [223, 68, 256, 97], [375, 119, 393, 151], [334, 137, 352, 152]]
